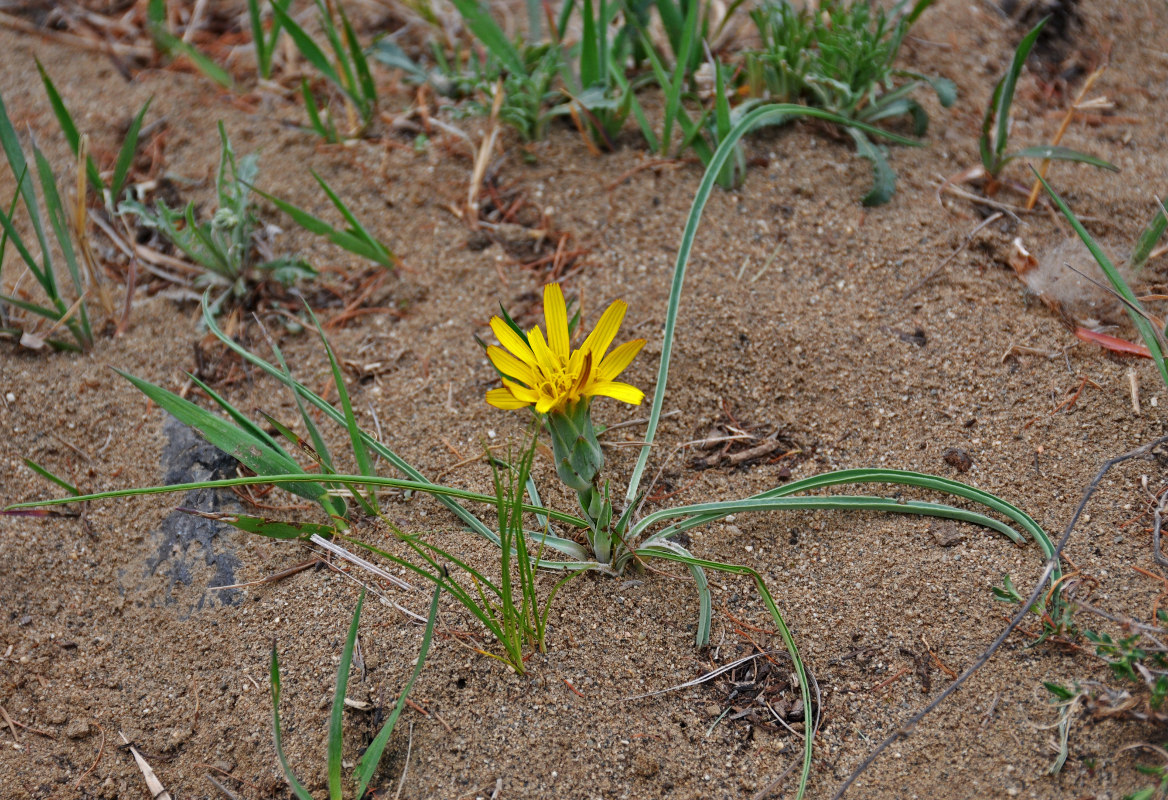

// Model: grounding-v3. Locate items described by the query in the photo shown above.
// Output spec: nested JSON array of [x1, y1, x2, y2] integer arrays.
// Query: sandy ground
[[3, 1, 1168, 798]]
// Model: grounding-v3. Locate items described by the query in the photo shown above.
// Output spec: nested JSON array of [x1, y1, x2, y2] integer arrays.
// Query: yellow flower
[[485, 284, 645, 414]]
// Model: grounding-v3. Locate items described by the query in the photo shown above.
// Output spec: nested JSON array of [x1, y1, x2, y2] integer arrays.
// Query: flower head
[[485, 284, 645, 414]]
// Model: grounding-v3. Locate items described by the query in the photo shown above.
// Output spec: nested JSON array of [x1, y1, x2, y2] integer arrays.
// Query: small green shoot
[[36, 61, 152, 212], [253, 171, 396, 268], [272, 0, 378, 138], [0, 89, 94, 351], [979, 17, 1115, 180], [147, 0, 236, 89], [271, 585, 442, 799], [119, 122, 315, 314], [1130, 194, 1168, 271], [247, 0, 294, 81]]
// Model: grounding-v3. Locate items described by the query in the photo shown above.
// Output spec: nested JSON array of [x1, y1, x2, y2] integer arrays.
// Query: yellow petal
[[597, 338, 645, 382], [501, 377, 538, 402], [487, 345, 536, 385], [586, 380, 644, 405], [535, 394, 558, 414], [490, 316, 536, 364], [528, 326, 558, 376], [486, 388, 531, 409], [543, 283, 570, 361], [581, 300, 626, 363]]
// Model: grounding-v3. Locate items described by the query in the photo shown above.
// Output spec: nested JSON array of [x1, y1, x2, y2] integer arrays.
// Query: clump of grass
[[979, 17, 1115, 183], [741, 0, 954, 204], [0, 89, 94, 351], [271, 586, 441, 799], [37, 61, 152, 215], [272, 0, 378, 140], [118, 122, 315, 315]]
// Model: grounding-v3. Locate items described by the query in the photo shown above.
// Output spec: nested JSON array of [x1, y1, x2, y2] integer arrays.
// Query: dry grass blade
[[119, 730, 173, 800], [310, 533, 415, 592]]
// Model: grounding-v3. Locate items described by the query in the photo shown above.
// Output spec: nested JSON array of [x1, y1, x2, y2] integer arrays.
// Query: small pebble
[[4, 392, 13, 403]]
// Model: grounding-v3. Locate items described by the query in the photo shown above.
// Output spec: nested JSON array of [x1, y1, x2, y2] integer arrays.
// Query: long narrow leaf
[[329, 591, 366, 800], [35, 61, 103, 194], [110, 98, 153, 205], [353, 584, 442, 798], [626, 103, 919, 502], [269, 647, 315, 800], [1038, 173, 1168, 390]]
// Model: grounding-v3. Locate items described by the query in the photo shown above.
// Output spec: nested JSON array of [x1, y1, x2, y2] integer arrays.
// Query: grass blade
[[4, 472, 590, 529], [109, 98, 153, 205], [112, 368, 345, 518], [328, 590, 366, 800], [200, 294, 506, 545], [626, 103, 918, 502], [269, 646, 315, 800], [637, 547, 812, 800], [272, 2, 356, 106], [448, 0, 526, 77], [987, 17, 1047, 171], [1038, 172, 1168, 389], [35, 61, 103, 195], [147, 0, 235, 89], [353, 584, 442, 798], [1131, 196, 1168, 270], [1005, 145, 1117, 171], [23, 458, 79, 496], [305, 304, 379, 514]]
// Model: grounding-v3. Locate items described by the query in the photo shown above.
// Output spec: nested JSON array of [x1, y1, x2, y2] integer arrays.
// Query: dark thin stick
[[902, 213, 1002, 299], [1152, 489, 1168, 568], [832, 434, 1168, 799], [75, 722, 106, 788], [751, 757, 799, 800]]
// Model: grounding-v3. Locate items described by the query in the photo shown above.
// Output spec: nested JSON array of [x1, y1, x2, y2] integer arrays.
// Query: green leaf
[[448, 0, 526, 77], [329, 590, 365, 800], [1131, 196, 1168, 270], [35, 60, 103, 195], [848, 128, 897, 206], [272, 2, 357, 108], [1004, 145, 1117, 171], [23, 458, 79, 496], [1044, 682, 1074, 701], [109, 98, 153, 205], [113, 367, 343, 516], [984, 17, 1047, 172], [1039, 173, 1168, 390], [269, 646, 315, 800], [354, 585, 442, 797], [180, 509, 335, 540], [307, 305, 379, 515], [147, 0, 235, 89]]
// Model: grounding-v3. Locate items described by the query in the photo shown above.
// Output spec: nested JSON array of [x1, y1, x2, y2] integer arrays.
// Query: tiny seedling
[[979, 17, 1115, 182], [119, 122, 315, 314], [247, 0, 294, 81], [0, 89, 94, 351], [252, 171, 396, 269], [37, 61, 152, 213], [146, 0, 235, 89], [272, 0, 378, 139], [271, 586, 441, 799]]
